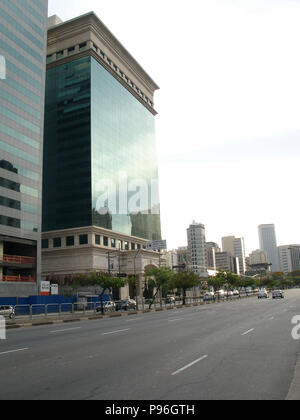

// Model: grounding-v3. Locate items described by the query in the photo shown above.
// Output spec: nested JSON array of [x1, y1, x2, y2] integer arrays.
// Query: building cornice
[[42, 225, 149, 244], [47, 12, 159, 103]]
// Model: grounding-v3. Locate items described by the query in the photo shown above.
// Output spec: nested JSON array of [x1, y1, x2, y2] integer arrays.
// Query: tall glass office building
[[0, 0, 48, 288], [43, 13, 161, 242]]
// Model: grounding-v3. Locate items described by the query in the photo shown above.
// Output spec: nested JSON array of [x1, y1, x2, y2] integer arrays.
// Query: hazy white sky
[[48, 0, 300, 254]]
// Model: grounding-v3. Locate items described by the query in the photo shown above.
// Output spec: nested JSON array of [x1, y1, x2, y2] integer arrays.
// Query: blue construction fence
[[0, 294, 113, 315]]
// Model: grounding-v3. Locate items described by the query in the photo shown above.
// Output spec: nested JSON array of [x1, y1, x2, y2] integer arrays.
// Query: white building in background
[[278, 245, 300, 275], [222, 236, 246, 274], [187, 221, 207, 276], [249, 249, 268, 266], [163, 250, 178, 269], [258, 224, 280, 272]]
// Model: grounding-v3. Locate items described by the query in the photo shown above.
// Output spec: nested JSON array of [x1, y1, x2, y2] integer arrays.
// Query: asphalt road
[[1, 290, 300, 400]]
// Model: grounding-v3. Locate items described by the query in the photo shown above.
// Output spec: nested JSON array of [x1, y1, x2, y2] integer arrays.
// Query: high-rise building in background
[[205, 242, 221, 270], [187, 221, 207, 276], [222, 236, 246, 274], [0, 0, 48, 295], [278, 245, 300, 275], [258, 224, 280, 272], [41, 13, 162, 297]]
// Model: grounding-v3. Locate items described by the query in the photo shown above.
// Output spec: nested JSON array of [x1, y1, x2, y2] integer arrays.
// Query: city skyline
[[48, 0, 300, 254]]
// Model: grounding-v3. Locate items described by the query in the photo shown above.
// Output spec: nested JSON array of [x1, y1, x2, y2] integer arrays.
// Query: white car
[[258, 290, 269, 299], [0, 305, 15, 319], [96, 301, 115, 312]]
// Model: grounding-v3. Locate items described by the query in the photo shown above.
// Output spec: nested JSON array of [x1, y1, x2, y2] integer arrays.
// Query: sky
[[48, 0, 300, 255]]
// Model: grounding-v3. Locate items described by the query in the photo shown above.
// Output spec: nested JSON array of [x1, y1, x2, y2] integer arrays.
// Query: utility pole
[[107, 251, 112, 276], [134, 248, 142, 310]]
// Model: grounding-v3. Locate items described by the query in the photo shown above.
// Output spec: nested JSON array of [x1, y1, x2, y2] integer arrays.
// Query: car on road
[[165, 296, 176, 304], [258, 289, 269, 299], [96, 301, 116, 313], [0, 305, 15, 319], [203, 292, 214, 301], [115, 299, 137, 311], [272, 290, 284, 299], [215, 290, 225, 298]]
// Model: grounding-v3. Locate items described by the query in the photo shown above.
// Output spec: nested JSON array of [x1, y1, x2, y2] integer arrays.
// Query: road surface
[[0, 289, 300, 400]]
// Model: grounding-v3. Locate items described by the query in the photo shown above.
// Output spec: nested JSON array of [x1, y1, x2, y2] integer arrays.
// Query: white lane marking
[[102, 328, 130, 335], [50, 327, 81, 334], [242, 328, 254, 336], [270, 317, 275, 320], [171, 355, 208, 376], [0, 348, 29, 356], [168, 318, 185, 322], [126, 318, 144, 322]]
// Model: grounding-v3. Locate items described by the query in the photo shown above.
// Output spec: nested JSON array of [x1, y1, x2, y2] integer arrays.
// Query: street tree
[[171, 271, 200, 305], [72, 272, 125, 314], [144, 267, 174, 309]]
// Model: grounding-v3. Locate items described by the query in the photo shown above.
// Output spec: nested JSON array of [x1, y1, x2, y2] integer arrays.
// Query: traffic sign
[[146, 240, 167, 251]]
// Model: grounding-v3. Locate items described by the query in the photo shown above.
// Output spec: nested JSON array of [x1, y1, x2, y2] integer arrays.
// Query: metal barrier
[[10, 292, 258, 321]]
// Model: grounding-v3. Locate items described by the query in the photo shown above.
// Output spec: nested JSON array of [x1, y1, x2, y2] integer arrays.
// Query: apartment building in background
[[187, 221, 207, 276], [278, 245, 300, 275], [41, 13, 162, 298], [0, 0, 48, 296]]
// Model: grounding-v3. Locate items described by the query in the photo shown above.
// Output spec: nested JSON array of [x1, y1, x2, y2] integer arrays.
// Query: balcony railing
[[2, 275, 36, 283], [0, 255, 36, 265]]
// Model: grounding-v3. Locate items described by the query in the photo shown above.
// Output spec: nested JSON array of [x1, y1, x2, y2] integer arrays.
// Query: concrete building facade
[[222, 236, 246, 274], [278, 245, 300, 275]]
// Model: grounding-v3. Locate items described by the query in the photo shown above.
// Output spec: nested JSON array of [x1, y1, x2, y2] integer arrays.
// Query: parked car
[[215, 290, 225, 298], [115, 299, 137, 311], [233, 290, 240, 296], [203, 292, 214, 301], [258, 289, 269, 299], [226, 291, 234, 297], [0, 305, 15, 319], [96, 301, 116, 313], [165, 296, 175, 304], [272, 290, 284, 299]]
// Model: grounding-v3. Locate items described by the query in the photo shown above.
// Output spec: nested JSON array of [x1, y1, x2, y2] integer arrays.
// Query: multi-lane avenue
[[0, 290, 300, 400]]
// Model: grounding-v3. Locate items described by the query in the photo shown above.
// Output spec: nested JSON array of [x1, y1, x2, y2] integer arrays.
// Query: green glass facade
[[43, 56, 161, 241]]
